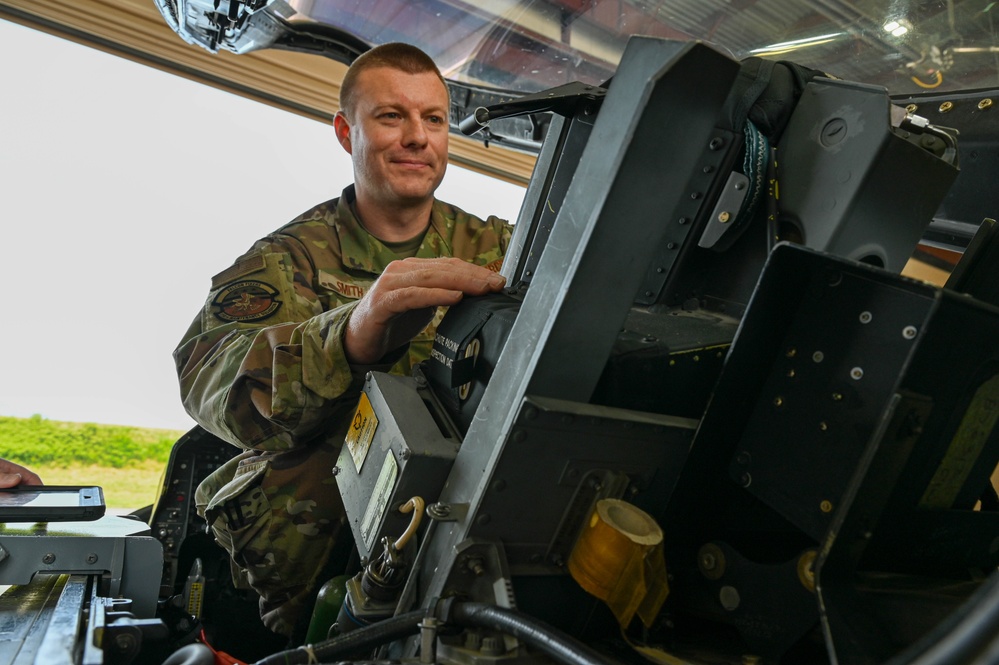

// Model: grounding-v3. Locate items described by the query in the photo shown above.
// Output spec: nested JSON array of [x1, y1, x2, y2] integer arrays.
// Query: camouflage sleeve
[[173, 235, 391, 452]]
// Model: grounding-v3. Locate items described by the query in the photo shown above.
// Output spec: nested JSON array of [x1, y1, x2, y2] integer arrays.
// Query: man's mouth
[[392, 159, 431, 169]]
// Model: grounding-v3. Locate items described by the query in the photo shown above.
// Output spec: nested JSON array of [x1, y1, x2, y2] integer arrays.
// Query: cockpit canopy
[[156, 0, 999, 98]]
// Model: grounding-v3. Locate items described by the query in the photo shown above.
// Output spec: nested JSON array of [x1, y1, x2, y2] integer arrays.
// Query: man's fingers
[[0, 472, 21, 489], [343, 257, 506, 365], [0, 460, 42, 487], [379, 261, 505, 295], [376, 286, 465, 317]]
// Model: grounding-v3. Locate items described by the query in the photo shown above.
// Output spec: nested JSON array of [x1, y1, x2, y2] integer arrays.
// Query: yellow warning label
[[920, 373, 999, 509], [345, 392, 378, 473]]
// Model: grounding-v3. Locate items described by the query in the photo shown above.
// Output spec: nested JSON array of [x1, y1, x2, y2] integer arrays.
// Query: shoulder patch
[[211, 254, 266, 290], [211, 280, 282, 323]]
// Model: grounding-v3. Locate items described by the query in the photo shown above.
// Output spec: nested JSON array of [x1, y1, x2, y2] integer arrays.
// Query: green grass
[[1, 415, 185, 510], [34, 461, 168, 510]]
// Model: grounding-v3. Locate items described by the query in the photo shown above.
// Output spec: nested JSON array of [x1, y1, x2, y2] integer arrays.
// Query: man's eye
[[381, 112, 401, 120], [427, 116, 445, 125]]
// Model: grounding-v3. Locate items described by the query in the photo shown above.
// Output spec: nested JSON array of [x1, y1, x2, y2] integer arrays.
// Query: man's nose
[[402, 115, 429, 147]]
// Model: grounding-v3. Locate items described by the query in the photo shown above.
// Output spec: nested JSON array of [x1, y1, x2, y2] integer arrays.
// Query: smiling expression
[[335, 66, 450, 213]]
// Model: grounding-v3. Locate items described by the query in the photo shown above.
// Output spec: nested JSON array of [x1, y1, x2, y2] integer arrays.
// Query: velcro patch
[[211, 280, 282, 323], [318, 271, 372, 301], [211, 254, 266, 290], [483, 258, 503, 273]]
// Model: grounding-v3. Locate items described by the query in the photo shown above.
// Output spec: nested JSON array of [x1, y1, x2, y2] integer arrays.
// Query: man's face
[[336, 67, 449, 210]]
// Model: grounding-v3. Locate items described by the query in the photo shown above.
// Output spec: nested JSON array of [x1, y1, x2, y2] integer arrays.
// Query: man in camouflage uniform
[[174, 42, 511, 639]]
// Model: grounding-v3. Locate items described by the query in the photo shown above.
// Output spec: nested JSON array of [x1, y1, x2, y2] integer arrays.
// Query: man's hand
[[344, 257, 506, 365], [0, 458, 43, 488]]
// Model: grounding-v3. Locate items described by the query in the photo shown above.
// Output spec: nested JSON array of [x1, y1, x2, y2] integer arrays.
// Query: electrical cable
[[447, 602, 622, 665], [884, 570, 999, 665], [252, 609, 425, 665]]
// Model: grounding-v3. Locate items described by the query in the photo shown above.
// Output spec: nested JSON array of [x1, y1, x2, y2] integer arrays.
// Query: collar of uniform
[[334, 185, 381, 274], [417, 198, 456, 259], [335, 185, 454, 271]]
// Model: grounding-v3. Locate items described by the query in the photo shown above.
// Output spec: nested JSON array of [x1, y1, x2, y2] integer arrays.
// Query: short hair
[[338, 42, 449, 118]]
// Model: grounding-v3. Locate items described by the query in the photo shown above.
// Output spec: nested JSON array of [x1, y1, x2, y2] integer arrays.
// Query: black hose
[[252, 609, 424, 665], [885, 569, 999, 665], [448, 602, 621, 665]]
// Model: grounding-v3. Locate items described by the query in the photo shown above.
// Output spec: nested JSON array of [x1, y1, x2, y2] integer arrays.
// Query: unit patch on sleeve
[[211, 280, 282, 322]]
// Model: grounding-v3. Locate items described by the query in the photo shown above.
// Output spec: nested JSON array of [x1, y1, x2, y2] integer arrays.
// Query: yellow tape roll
[[568, 498, 669, 628]]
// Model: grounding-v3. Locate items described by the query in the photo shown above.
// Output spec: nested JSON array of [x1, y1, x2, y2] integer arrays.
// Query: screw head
[[700, 552, 717, 571]]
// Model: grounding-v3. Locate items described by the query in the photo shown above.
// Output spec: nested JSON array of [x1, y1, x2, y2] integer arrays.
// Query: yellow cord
[[911, 71, 944, 89], [393, 496, 425, 550]]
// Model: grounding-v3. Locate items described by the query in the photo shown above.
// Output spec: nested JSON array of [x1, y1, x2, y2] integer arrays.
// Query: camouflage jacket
[[174, 185, 511, 453]]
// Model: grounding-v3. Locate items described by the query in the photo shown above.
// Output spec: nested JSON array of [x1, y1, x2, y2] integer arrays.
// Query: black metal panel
[[149, 426, 236, 597], [474, 396, 696, 572], [634, 127, 743, 306], [503, 102, 601, 287], [729, 260, 935, 541], [894, 88, 999, 239], [418, 38, 742, 606], [663, 242, 999, 662], [779, 79, 958, 273]]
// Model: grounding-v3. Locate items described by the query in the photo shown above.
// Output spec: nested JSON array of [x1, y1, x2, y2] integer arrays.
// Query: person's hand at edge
[[345, 257, 506, 365], [0, 458, 43, 488]]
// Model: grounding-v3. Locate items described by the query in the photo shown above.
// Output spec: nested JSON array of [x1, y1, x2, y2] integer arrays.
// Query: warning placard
[[345, 392, 378, 472]]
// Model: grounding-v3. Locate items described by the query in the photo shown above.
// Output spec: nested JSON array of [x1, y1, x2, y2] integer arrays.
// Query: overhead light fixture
[[748, 32, 843, 56], [883, 18, 911, 37]]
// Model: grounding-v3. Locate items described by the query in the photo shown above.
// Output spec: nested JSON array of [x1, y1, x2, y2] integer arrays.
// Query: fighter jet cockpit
[[2, 1, 998, 664]]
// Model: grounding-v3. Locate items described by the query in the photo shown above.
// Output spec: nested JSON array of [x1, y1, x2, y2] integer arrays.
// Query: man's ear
[[333, 112, 352, 154]]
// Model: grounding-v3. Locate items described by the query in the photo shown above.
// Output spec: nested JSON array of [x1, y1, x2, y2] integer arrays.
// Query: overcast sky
[[0, 19, 526, 431]]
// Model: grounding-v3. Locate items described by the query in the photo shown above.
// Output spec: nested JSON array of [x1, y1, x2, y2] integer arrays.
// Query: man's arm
[[176, 241, 506, 452], [174, 233, 363, 451]]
